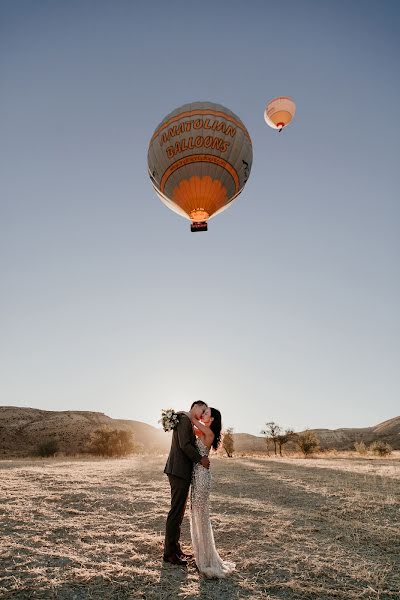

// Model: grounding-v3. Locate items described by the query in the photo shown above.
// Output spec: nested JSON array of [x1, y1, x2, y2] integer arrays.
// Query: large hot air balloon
[[264, 96, 296, 132], [148, 101, 253, 232]]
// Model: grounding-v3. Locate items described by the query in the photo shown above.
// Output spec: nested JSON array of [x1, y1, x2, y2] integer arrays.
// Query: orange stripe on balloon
[[150, 110, 251, 144], [159, 154, 240, 195]]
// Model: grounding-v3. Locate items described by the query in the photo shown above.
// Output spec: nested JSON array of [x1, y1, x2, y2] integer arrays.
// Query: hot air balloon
[[148, 101, 253, 232], [264, 96, 296, 132]]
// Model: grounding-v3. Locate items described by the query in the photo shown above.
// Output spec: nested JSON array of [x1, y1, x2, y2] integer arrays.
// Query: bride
[[184, 407, 235, 579]]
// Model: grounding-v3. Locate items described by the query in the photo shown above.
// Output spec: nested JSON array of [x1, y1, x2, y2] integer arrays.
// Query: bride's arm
[[190, 416, 211, 436], [183, 412, 213, 440]]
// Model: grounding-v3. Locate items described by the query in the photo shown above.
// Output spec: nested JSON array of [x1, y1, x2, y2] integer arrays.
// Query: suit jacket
[[164, 412, 202, 482]]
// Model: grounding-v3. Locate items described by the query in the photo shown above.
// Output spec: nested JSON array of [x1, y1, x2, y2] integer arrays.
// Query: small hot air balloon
[[148, 101, 253, 232], [264, 96, 296, 132]]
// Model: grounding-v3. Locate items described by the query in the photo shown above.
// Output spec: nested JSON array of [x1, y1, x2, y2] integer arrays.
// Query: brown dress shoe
[[163, 553, 188, 566]]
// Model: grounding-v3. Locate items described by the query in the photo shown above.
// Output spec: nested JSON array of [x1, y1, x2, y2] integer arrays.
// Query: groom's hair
[[190, 400, 207, 409]]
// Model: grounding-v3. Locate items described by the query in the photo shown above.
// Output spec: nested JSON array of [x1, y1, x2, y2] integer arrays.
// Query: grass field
[[1, 455, 399, 599]]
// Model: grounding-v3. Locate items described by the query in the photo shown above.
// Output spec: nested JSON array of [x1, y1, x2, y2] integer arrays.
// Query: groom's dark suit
[[163, 412, 202, 558]]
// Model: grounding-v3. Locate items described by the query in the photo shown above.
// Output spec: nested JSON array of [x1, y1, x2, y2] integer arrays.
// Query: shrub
[[354, 441, 368, 455], [369, 440, 392, 456], [222, 428, 234, 457], [294, 430, 320, 457], [86, 426, 136, 457], [38, 439, 59, 457]]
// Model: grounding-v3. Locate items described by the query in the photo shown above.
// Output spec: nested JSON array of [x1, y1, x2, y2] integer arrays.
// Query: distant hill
[[306, 416, 400, 450], [0, 407, 171, 457], [0, 407, 399, 457], [232, 417, 400, 452]]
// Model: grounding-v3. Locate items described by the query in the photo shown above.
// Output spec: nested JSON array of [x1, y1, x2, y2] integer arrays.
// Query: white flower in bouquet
[[159, 408, 180, 432]]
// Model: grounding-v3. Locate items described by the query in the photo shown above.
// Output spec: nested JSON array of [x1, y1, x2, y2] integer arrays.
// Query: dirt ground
[[1, 455, 399, 599]]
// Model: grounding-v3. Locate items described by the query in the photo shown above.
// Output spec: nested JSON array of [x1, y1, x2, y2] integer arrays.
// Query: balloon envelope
[[264, 96, 296, 131], [148, 101, 253, 227]]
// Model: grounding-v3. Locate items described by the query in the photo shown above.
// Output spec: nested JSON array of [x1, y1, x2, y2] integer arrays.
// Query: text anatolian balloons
[[148, 101, 253, 232], [264, 97, 296, 132]]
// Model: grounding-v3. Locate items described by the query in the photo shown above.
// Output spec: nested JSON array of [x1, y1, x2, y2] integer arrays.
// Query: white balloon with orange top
[[264, 96, 296, 132], [148, 101, 253, 232]]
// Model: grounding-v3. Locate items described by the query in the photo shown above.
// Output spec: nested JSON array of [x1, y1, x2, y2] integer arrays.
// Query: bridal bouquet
[[160, 408, 180, 432]]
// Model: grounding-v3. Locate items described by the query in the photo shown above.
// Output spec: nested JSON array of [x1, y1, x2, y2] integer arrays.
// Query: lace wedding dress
[[190, 436, 235, 578]]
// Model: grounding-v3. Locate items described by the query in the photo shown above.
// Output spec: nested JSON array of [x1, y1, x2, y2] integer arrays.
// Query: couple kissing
[[163, 400, 235, 579]]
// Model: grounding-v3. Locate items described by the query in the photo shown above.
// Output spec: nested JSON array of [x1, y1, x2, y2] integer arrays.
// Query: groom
[[163, 401, 210, 565]]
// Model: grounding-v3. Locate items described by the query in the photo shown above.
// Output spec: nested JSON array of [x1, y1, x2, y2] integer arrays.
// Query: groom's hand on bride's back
[[200, 457, 210, 469]]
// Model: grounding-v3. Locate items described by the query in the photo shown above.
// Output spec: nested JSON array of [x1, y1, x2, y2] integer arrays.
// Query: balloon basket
[[191, 221, 208, 233]]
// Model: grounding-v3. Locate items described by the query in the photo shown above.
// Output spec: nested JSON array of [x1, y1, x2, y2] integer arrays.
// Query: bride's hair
[[210, 408, 222, 450]]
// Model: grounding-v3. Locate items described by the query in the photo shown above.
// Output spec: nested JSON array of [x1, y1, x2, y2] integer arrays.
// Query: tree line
[[221, 421, 393, 458], [37, 426, 136, 458]]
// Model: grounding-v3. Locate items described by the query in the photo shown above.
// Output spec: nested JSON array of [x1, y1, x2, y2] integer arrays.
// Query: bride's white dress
[[190, 436, 235, 578]]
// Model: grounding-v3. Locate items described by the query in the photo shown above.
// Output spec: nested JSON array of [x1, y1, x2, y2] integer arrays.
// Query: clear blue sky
[[1, 0, 399, 435]]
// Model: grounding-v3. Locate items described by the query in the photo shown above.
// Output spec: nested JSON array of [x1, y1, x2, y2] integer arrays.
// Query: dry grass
[[0, 455, 399, 599]]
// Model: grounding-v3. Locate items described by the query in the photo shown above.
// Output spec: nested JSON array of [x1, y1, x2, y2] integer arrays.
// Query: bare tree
[[261, 422, 282, 456], [276, 428, 295, 456], [222, 428, 234, 457]]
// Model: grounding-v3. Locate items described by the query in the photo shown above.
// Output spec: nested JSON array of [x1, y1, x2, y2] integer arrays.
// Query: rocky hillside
[[0, 407, 170, 457], [304, 417, 400, 450], [0, 407, 399, 457]]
